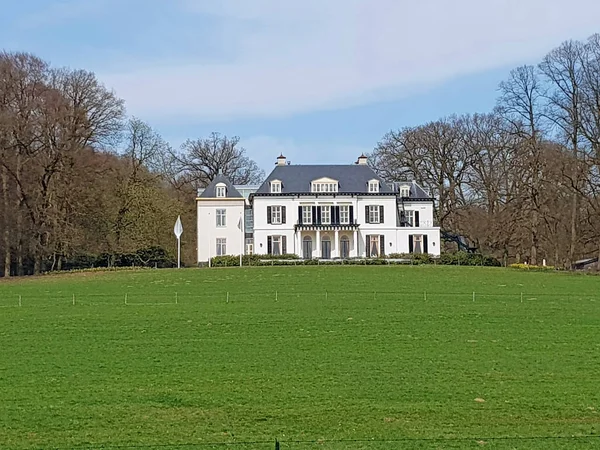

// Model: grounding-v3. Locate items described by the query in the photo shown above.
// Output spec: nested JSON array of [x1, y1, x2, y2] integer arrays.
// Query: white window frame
[[302, 206, 312, 224], [216, 238, 227, 256], [272, 236, 281, 256], [400, 186, 410, 198], [271, 181, 281, 193], [245, 238, 254, 255], [368, 205, 380, 224], [311, 182, 338, 193], [368, 181, 379, 193], [271, 206, 282, 225], [216, 185, 226, 198], [216, 209, 226, 227], [340, 205, 350, 224], [321, 206, 331, 224], [405, 210, 414, 227]]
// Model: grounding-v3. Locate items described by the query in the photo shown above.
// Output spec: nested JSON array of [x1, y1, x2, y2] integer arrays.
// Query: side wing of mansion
[[197, 154, 440, 263]]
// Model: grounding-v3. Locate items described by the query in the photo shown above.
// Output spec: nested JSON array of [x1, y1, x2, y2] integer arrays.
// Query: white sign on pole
[[174, 216, 183, 268]]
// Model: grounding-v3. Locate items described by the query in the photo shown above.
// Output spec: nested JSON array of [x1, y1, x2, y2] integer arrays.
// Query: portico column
[[353, 230, 358, 257], [316, 229, 321, 258], [334, 229, 339, 258], [295, 230, 299, 257]]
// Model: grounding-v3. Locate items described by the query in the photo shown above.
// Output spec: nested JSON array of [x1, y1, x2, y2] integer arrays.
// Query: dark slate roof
[[198, 174, 243, 198], [255, 165, 395, 194]]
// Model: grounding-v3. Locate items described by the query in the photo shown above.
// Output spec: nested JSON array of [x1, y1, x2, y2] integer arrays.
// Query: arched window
[[340, 235, 350, 259], [302, 236, 312, 260]]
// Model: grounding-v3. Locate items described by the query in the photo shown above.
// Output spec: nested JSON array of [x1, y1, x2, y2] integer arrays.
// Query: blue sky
[[3, 0, 600, 172]]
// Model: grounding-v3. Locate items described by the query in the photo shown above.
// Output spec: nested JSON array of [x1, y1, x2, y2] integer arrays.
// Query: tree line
[[371, 34, 600, 268], [0, 52, 264, 276], [2, 34, 600, 276]]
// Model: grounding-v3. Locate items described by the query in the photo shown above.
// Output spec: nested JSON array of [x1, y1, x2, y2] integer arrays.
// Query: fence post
[[72, 294, 75, 306], [19, 295, 22, 307], [521, 292, 523, 303], [472, 291, 475, 302], [275, 439, 280, 450]]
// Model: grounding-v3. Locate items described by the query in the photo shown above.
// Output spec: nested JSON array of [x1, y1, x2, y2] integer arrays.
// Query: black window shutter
[[282, 206, 286, 224], [379, 205, 384, 224], [400, 211, 406, 227], [366, 235, 371, 256], [335, 206, 340, 224], [349, 206, 354, 224], [267, 206, 272, 224], [316, 206, 322, 224], [408, 235, 414, 253], [365, 205, 370, 224], [282, 236, 287, 254], [267, 236, 272, 254], [298, 206, 303, 224], [380, 235, 385, 256], [312, 206, 317, 224], [423, 235, 428, 254], [415, 211, 420, 227]]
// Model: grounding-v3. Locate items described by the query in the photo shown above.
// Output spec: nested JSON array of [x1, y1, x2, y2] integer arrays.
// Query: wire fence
[[0, 289, 598, 309], [28, 435, 600, 449]]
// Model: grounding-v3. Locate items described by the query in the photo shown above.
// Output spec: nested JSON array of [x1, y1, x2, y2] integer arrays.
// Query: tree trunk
[[1, 166, 11, 277], [15, 154, 24, 276], [569, 195, 578, 268]]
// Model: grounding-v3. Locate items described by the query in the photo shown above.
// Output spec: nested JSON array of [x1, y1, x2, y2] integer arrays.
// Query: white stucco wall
[[197, 199, 246, 263], [251, 195, 440, 257]]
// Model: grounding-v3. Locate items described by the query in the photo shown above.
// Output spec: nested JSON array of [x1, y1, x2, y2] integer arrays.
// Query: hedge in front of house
[[208, 251, 501, 268]]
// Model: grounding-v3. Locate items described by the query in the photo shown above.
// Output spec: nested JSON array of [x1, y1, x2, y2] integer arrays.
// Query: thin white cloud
[[100, 0, 600, 120]]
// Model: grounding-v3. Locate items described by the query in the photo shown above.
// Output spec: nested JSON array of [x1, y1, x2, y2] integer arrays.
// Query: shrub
[[509, 263, 555, 271]]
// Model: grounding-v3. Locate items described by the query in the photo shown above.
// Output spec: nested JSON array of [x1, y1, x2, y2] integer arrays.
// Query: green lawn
[[1, 266, 599, 449]]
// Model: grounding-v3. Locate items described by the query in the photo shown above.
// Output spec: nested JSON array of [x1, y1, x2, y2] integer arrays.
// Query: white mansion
[[196, 154, 441, 263]]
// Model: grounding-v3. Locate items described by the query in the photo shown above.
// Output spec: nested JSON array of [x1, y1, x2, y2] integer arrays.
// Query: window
[[272, 236, 281, 255], [405, 210, 414, 227], [302, 206, 312, 224], [368, 205, 380, 224], [311, 182, 338, 193], [245, 238, 254, 255], [216, 209, 226, 227], [321, 206, 331, 224], [216, 238, 227, 256], [216, 185, 226, 198], [271, 206, 282, 224], [400, 186, 410, 198], [271, 181, 281, 193], [369, 181, 379, 193], [340, 205, 350, 224]]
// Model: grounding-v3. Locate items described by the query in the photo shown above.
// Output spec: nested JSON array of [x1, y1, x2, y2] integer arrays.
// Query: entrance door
[[302, 236, 312, 259], [369, 235, 380, 258], [340, 235, 350, 258], [321, 236, 331, 259]]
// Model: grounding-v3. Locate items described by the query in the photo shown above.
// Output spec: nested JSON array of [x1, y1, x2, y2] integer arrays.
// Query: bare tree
[[175, 133, 264, 188], [539, 40, 586, 266]]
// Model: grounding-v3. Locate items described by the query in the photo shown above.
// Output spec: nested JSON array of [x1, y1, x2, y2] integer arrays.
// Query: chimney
[[356, 154, 368, 165], [276, 154, 287, 166]]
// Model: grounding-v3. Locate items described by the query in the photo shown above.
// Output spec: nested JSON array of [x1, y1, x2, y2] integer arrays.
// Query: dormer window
[[311, 177, 338, 193], [368, 180, 379, 193], [271, 180, 282, 193], [216, 184, 226, 198], [400, 185, 410, 198]]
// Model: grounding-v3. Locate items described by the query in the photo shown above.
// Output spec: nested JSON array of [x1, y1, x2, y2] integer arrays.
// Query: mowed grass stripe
[[0, 266, 599, 449]]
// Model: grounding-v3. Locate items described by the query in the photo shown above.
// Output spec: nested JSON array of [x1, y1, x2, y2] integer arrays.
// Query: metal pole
[[177, 237, 181, 269]]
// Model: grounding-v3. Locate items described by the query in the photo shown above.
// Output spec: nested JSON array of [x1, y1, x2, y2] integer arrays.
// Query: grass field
[[1, 266, 600, 449]]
